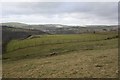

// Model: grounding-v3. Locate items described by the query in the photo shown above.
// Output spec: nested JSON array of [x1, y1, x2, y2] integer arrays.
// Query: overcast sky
[[0, 2, 118, 25]]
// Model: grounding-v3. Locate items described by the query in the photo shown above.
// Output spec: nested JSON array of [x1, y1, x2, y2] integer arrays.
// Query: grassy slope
[[3, 32, 118, 61], [6, 33, 117, 52], [3, 49, 118, 78], [3, 32, 118, 78]]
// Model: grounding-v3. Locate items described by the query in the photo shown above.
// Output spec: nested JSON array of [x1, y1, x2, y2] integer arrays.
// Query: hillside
[[2, 22, 118, 78], [2, 26, 48, 41], [3, 32, 118, 78], [2, 25, 48, 53]]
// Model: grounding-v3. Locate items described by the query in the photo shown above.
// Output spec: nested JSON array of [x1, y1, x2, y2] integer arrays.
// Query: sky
[[0, 2, 118, 25]]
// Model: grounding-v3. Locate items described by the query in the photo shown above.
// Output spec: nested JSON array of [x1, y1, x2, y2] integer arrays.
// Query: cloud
[[1, 2, 118, 25]]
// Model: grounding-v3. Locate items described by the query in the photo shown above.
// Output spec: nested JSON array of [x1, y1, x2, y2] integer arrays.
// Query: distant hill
[[1, 22, 118, 34], [1, 22, 29, 28]]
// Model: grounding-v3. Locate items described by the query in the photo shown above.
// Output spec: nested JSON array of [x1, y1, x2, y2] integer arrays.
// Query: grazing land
[[2, 31, 118, 78], [1, 2, 118, 78]]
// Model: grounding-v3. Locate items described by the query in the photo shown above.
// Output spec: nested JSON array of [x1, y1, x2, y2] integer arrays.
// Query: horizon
[[1, 22, 118, 26]]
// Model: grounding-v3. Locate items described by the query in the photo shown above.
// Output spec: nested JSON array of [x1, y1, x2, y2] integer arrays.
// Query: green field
[[3, 32, 118, 78]]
